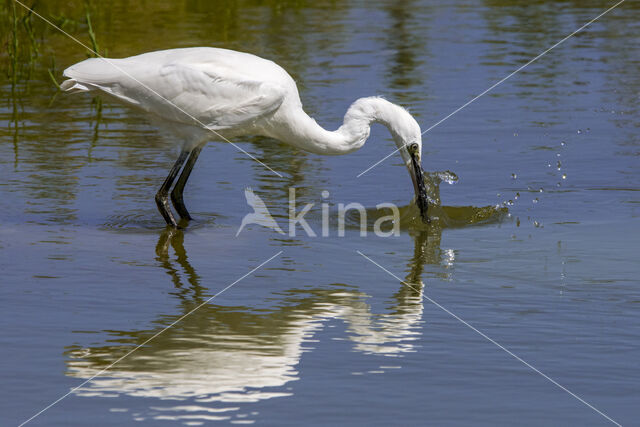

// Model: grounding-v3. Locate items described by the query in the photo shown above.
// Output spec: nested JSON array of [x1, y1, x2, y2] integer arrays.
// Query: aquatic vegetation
[[7, 1, 19, 86], [1, 0, 107, 160], [82, 0, 104, 148], [47, 57, 61, 90], [21, 4, 39, 59], [3, 1, 40, 86], [84, 3, 99, 56]]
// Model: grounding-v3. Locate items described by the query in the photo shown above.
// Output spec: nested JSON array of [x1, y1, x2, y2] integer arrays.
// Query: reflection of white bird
[[66, 287, 424, 424], [236, 187, 284, 236], [62, 47, 429, 227]]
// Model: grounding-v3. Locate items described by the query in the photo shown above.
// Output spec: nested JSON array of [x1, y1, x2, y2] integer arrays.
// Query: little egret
[[61, 47, 429, 227]]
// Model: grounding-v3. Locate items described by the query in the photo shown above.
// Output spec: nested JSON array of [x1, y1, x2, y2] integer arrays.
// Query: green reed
[[3, 0, 109, 163], [8, 1, 19, 86], [21, 4, 39, 58], [83, 0, 104, 155], [86, 7, 99, 55]]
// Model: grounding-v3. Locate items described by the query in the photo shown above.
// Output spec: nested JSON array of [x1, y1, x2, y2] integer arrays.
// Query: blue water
[[1, 0, 639, 425]]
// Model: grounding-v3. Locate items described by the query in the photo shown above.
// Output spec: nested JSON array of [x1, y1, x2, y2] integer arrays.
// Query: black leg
[[171, 145, 203, 220], [155, 149, 189, 227]]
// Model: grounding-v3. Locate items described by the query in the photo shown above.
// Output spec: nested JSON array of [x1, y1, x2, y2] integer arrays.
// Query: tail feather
[[60, 79, 91, 93], [63, 57, 124, 81], [61, 57, 122, 93], [61, 57, 140, 105]]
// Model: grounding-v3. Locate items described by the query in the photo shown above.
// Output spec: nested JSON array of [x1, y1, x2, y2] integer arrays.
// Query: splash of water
[[348, 170, 508, 231]]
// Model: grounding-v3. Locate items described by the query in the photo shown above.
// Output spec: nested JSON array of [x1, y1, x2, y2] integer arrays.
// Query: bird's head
[[344, 96, 430, 223], [390, 113, 429, 224]]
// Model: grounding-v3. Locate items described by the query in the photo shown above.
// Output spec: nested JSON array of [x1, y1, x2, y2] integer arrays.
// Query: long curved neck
[[274, 97, 411, 155]]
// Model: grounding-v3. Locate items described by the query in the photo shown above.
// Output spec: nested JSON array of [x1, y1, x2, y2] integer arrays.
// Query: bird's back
[[62, 47, 300, 137]]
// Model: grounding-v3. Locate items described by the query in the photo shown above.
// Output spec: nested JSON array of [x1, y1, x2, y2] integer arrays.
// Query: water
[[2, 0, 639, 425]]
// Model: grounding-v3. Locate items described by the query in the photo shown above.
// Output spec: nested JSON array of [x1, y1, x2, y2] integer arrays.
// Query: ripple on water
[[101, 212, 222, 233], [101, 212, 167, 232], [345, 170, 509, 231]]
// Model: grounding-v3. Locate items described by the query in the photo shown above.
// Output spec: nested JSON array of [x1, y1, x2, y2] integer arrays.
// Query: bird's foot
[[155, 192, 179, 228]]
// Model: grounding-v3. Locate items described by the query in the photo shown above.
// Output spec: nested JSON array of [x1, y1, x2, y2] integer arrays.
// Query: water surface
[[1, 0, 639, 425]]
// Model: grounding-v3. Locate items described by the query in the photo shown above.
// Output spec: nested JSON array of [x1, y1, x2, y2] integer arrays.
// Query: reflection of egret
[[64, 230, 433, 423], [62, 47, 430, 227], [236, 187, 284, 236], [155, 228, 203, 299]]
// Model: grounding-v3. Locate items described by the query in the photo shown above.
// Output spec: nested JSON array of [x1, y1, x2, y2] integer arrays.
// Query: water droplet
[[533, 198, 539, 204], [516, 217, 520, 227], [507, 200, 514, 206], [534, 221, 541, 227], [547, 163, 552, 168], [513, 132, 518, 136], [556, 182, 561, 187], [511, 173, 517, 180], [515, 192, 520, 200], [539, 188, 544, 193], [556, 153, 561, 157], [562, 174, 567, 180], [577, 129, 582, 134], [497, 193, 501, 197], [561, 141, 566, 146], [437, 170, 459, 184], [557, 160, 562, 170]]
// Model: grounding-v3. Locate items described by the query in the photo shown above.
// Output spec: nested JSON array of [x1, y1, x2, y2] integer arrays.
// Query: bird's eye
[[408, 143, 419, 154]]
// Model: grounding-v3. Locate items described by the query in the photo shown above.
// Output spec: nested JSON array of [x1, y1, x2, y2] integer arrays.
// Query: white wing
[[61, 48, 290, 130]]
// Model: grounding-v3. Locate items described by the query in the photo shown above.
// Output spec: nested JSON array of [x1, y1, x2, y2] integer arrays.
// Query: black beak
[[408, 144, 430, 224]]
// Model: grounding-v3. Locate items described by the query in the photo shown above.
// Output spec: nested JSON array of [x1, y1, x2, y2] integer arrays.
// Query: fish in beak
[[408, 143, 430, 223]]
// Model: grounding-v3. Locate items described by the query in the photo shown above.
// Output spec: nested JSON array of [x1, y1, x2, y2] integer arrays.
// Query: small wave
[[345, 202, 508, 231], [101, 211, 222, 233], [345, 170, 508, 231], [101, 212, 163, 232]]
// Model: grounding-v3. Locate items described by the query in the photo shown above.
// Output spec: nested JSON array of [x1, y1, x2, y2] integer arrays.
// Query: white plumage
[[62, 47, 429, 227]]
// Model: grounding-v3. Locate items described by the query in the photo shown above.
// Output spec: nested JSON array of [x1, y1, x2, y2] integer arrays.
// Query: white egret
[[61, 47, 429, 227]]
